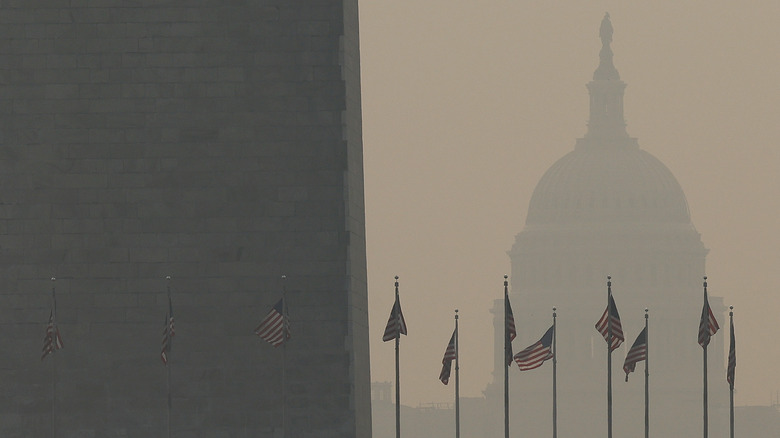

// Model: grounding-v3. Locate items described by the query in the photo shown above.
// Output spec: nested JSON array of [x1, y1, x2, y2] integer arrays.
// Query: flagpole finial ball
[[645, 308, 648, 312], [729, 305, 733, 310], [281, 275, 286, 280], [166, 276, 171, 280], [51, 277, 55, 281], [607, 275, 611, 280], [703, 275, 707, 280], [504, 274, 508, 279], [394, 275, 398, 280]]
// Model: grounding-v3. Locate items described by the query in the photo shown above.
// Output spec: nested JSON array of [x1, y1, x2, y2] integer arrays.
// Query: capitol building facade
[[485, 13, 728, 438], [371, 14, 779, 438]]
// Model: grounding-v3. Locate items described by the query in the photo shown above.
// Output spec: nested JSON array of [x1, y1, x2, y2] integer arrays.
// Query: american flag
[[595, 295, 624, 351], [698, 290, 719, 348], [727, 314, 736, 388], [161, 296, 175, 365], [439, 329, 457, 385], [382, 295, 407, 342], [41, 310, 63, 361], [505, 296, 517, 366], [622, 327, 647, 381], [255, 298, 289, 347], [513, 325, 554, 371]]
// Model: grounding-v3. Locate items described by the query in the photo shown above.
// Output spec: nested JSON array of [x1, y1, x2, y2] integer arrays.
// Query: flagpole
[[166, 276, 172, 438], [729, 306, 734, 438], [504, 276, 510, 438], [644, 308, 649, 438], [51, 277, 57, 438], [454, 309, 460, 438], [282, 274, 288, 438], [552, 306, 557, 438], [703, 276, 708, 438], [607, 276, 613, 438], [394, 276, 401, 438]]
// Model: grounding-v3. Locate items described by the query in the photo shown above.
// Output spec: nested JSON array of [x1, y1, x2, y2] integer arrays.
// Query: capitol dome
[[497, 16, 721, 438], [526, 143, 691, 225], [509, 13, 707, 295], [525, 12, 691, 227]]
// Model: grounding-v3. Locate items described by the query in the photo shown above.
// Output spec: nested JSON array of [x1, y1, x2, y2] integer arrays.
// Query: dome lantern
[[586, 12, 629, 141]]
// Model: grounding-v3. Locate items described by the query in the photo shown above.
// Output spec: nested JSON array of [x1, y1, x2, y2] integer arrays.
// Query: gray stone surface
[[0, 1, 370, 437]]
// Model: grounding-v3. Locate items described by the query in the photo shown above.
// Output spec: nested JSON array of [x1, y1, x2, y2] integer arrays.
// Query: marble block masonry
[[0, 2, 370, 437]]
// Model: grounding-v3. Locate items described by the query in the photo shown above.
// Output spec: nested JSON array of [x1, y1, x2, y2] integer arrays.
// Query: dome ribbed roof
[[526, 142, 691, 225]]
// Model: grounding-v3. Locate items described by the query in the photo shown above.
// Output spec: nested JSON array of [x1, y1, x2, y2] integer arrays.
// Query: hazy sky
[[359, 2, 780, 408]]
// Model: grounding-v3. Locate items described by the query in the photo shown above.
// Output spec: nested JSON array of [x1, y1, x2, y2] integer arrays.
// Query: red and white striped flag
[[382, 295, 407, 342], [41, 310, 63, 361], [622, 327, 647, 381], [161, 296, 175, 365], [514, 325, 554, 371], [255, 298, 290, 347], [727, 314, 736, 388], [439, 328, 457, 385], [595, 295, 624, 351], [698, 290, 719, 348], [505, 296, 517, 366]]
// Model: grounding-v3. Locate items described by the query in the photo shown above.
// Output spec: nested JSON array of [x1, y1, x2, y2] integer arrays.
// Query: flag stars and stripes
[[623, 327, 647, 381], [255, 298, 290, 347], [514, 325, 554, 371], [439, 329, 457, 385], [595, 294, 624, 351], [161, 296, 175, 365], [42, 283, 63, 362], [382, 294, 407, 342], [505, 295, 517, 366], [698, 285, 719, 348], [727, 307, 736, 388], [41, 310, 63, 361]]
